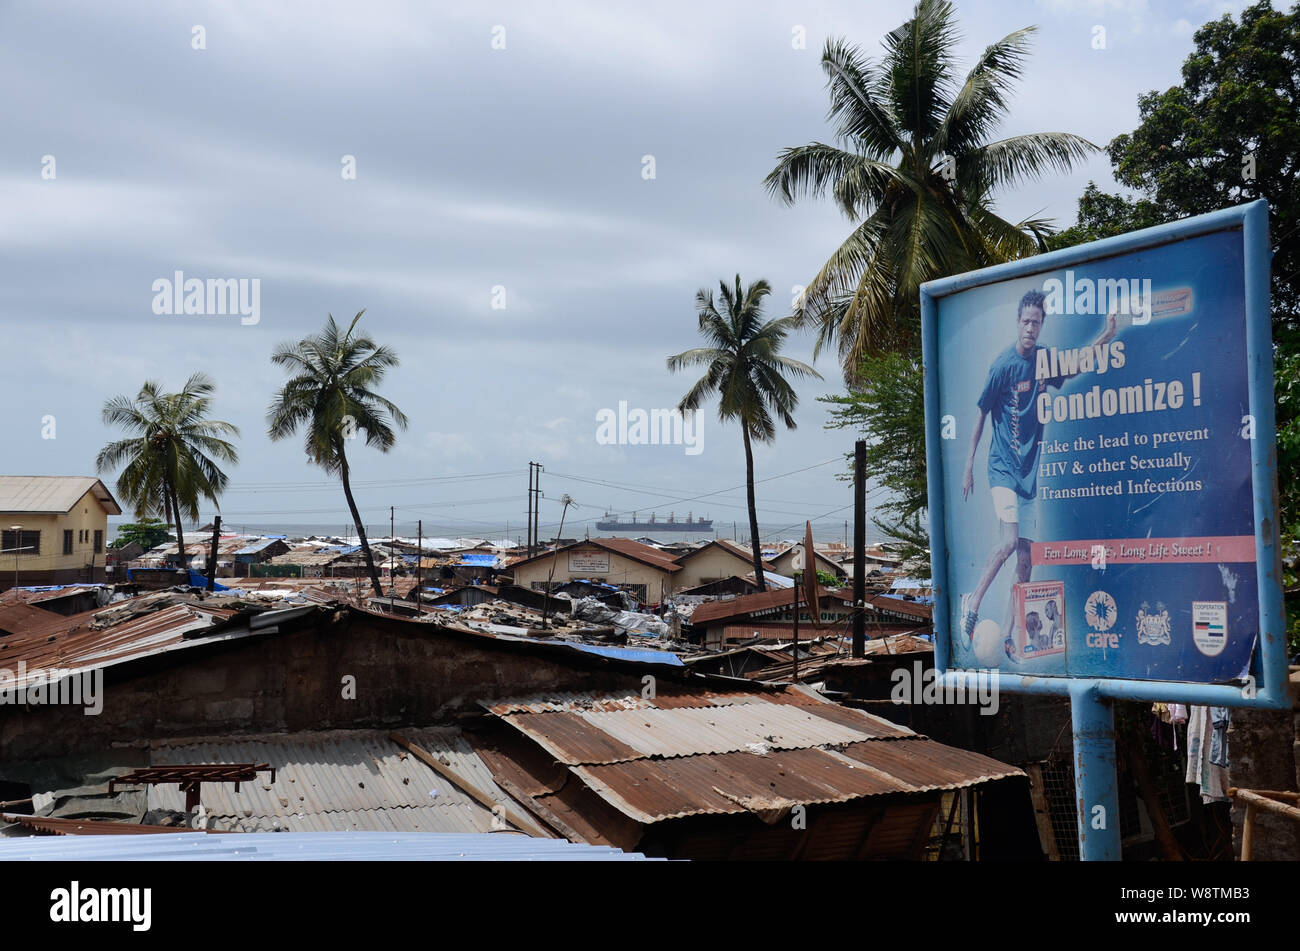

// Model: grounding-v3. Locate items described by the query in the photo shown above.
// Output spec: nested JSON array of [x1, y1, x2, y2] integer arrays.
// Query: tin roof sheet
[[0, 831, 654, 861], [0, 476, 122, 515], [141, 729, 525, 835], [569, 739, 1022, 823], [0, 602, 243, 686], [485, 684, 1022, 831], [480, 684, 822, 715], [502, 703, 910, 765]]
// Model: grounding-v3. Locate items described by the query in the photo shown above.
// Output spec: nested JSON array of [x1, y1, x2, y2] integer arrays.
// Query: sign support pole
[[1069, 680, 1121, 861]]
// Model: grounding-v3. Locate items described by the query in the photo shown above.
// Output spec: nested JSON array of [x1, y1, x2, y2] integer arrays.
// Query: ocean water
[[110, 519, 882, 547]]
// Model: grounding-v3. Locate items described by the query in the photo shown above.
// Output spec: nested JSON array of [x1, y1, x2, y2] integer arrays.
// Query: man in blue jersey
[[958, 289, 1117, 650]]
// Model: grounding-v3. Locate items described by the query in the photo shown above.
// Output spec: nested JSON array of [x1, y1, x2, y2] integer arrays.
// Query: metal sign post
[[921, 201, 1288, 861]]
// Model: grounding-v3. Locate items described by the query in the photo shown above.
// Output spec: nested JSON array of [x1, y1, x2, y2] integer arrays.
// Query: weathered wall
[[673, 547, 755, 590], [1228, 668, 1300, 860], [0, 610, 654, 762], [511, 547, 672, 602]]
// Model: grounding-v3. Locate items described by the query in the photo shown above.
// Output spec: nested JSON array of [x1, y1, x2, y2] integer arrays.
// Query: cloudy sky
[[0, 0, 1256, 541]]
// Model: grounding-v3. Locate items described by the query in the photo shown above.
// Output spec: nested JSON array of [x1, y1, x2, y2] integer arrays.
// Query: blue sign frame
[[921, 200, 1287, 711]]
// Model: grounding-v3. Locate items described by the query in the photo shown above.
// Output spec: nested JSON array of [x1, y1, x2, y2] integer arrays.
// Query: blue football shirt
[[977, 344, 1062, 499]]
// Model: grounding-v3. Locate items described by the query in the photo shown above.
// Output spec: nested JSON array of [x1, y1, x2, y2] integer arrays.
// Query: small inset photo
[[1012, 580, 1067, 660]]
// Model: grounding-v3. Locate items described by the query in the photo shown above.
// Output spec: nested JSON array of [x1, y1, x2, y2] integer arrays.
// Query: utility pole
[[532, 463, 543, 553], [206, 516, 221, 592], [416, 519, 422, 618], [526, 463, 534, 557], [852, 439, 866, 658], [540, 495, 574, 630], [390, 506, 395, 611]]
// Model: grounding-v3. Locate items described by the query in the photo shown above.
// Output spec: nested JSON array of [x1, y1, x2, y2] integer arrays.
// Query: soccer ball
[[972, 619, 1005, 668]]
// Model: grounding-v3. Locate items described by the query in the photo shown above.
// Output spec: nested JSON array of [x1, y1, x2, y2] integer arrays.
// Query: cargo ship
[[594, 511, 712, 533]]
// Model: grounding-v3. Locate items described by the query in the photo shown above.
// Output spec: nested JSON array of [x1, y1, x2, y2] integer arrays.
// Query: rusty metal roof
[[501, 703, 912, 765], [688, 586, 847, 626], [508, 538, 682, 573], [568, 739, 1020, 823], [0, 603, 60, 635], [0, 602, 242, 686], [484, 685, 1023, 832], [0, 813, 225, 836], [480, 683, 822, 716]]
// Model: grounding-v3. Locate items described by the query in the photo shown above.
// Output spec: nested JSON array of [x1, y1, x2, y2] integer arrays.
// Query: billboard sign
[[921, 201, 1286, 706]]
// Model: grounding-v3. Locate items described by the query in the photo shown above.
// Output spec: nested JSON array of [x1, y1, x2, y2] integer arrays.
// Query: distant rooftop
[[0, 476, 122, 516]]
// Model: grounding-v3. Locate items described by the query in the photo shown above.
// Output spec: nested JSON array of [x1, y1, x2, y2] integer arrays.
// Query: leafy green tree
[[109, 517, 173, 551], [821, 351, 930, 558], [815, 569, 841, 587], [1052, 1, 1299, 343], [267, 310, 408, 598], [96, 374, 240, 569], [765, 0, 1094, 371], [1051, 1, 1300, 656], [667, 276, 822, 591], [766, 0, 1095, 561]]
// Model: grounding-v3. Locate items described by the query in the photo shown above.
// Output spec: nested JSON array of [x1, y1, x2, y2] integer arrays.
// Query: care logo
[[1084, 590, 1116, 631], [1135, 602, 1171, 646]]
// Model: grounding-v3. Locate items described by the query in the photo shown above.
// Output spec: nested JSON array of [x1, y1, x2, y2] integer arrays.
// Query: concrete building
[[766, 544, 846, 581], [0, 476, 122, 590], [671, 539, 774, 590], [507, 537, 680, 605]]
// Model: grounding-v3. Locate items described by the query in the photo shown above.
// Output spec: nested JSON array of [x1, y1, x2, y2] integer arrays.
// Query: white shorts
[[990, 486, 1037, 540]]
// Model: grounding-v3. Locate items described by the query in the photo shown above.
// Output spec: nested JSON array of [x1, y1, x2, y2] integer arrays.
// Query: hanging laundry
[[1209, 706, 1231, 768], [1185, 705, 1229, 802]]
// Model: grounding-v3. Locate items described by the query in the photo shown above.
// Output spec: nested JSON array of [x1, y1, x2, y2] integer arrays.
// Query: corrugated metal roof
[[502, 703, 911, 765], [688, 586, 846, 626], [234, 538, 285, 555], [0, 831, 656, 861], [0, 476, 122, 515], [509, 538, 682, 573], [485, 685, 1023, 832], [567, 739, 1020, 823], [480, 684, 821, 715], [141, 729, 530, 835], [0, 813, 224, 836], [0, 602, 243, 687]]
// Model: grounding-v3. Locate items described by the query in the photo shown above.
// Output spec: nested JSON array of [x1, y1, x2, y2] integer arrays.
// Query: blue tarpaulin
[[187, 570, 229, 590], [564, 643, 684, 666], [459, 554, 499, 567]]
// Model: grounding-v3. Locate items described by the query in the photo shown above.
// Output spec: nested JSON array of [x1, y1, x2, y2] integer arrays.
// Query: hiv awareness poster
[[926, 213, 1274, 686]]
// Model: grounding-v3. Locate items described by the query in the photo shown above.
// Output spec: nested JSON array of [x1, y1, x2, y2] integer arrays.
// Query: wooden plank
[[1025, 763, 1060, 861], [389, 731, 552, 838]]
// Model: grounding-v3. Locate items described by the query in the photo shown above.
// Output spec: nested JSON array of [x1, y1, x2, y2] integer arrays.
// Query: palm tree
[[96, 374, 240, 571], [267, 310, 408, 598], [765, 0, 1097, 374], [668, 276, 821, 591]]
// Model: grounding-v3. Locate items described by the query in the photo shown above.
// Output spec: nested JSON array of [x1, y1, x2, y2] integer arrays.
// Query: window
[[63, 530, 73, 555], [93, 530, 103, 554], [2, 530, 40, 556]]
